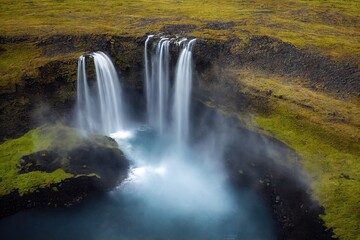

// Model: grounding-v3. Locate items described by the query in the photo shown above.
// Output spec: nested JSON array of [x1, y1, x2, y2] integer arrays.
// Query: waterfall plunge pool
[[0, 125, 276, 240]]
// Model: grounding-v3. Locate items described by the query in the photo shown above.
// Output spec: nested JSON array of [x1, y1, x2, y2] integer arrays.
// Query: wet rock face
[[224, 128, 334, 240], [66, 143, 129, 190]]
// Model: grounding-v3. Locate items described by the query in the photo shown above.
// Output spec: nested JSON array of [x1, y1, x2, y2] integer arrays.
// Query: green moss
[[0, 42, 82, 90], [256, 106, 360, 239], [0, 43, 41, 88], [0, 125, 76, 196]]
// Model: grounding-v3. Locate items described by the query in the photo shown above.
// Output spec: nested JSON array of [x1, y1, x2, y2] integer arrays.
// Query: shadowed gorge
[[0, 1, 359, 240]]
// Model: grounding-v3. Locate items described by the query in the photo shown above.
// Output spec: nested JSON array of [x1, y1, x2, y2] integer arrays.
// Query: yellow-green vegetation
[[228, 68, 360, 239], [0, 125, 73, 196], [0, 43, 41, 88], [0, 41, 83, 92], [0, 0, 359, 62], [0, 124, 118, 196]]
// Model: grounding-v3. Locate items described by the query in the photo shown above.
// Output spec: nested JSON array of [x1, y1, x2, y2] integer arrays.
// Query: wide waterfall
[[144, 37, 196, 143], [173, 39, 196, 144], [76, 51, 124, 135]]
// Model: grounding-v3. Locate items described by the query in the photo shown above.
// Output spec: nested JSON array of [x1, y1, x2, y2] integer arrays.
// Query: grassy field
[[0, 0, 359, 62]]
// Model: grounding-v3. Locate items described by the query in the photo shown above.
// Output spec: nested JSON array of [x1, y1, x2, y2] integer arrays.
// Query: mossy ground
[[0, 41, 83, 91], [0, 124, 119, 197], [0, 125, 74, 196], [224, 68, 360, 240]]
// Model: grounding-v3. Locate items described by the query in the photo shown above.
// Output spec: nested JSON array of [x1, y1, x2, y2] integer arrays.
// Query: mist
[[0, 43, 280, 240]]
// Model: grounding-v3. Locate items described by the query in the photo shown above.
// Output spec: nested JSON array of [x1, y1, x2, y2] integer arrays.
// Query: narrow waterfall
[[147, 38, 170, 134], [173, 39, 196, 144], [76, 51, 124, 135], [144, 35, 154, 121]]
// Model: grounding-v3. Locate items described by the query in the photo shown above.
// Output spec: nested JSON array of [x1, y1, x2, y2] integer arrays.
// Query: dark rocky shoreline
[[192, 102, 335, 240]]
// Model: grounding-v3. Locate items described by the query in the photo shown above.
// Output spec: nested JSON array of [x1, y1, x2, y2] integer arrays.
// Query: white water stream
[[76, 51, 124, 135]]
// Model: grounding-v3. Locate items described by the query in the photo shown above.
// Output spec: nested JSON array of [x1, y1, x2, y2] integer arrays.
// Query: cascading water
[[146, 38, 170, 135], [173, 39, 196, 144], [76, 51, 124, 135], [144, 35, 154, 121], [145, 37, 196, 144]]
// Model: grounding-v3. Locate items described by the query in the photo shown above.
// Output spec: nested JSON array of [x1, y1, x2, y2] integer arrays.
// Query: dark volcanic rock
[[238, 36, 359, 95], [0, 125, 129, 218], [0, 176, 103, 218], [17, 137, 129, 190], [18, 150, 62, 173]]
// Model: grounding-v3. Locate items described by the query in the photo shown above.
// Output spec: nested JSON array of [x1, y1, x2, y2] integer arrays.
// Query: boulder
[[0, 124, 129, 218]]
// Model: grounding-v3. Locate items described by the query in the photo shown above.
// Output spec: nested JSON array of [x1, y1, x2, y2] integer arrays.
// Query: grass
[[0, 43, 41, 88], [227, 68, 360, 240], [0, 0, 359, 62], [0, 41, 84, 92]]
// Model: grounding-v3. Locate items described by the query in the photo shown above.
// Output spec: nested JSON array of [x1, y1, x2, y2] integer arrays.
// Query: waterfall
[[144, 35, 153, 121], [147, 38, 170, 135], [76, 51, 124, 135], [144, 36, 195, 143], [173, 39, 196, 144]]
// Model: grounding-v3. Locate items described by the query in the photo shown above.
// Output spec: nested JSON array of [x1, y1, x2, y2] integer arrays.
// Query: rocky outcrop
[[0, 125, 129, 218], [0, 175, 103, 218]]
